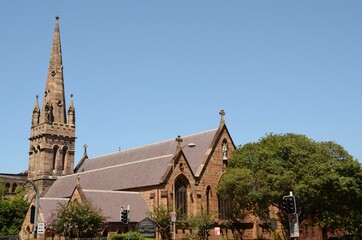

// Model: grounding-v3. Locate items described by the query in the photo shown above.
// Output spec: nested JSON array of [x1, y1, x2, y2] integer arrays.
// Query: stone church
[[19, 17, 276, 240]]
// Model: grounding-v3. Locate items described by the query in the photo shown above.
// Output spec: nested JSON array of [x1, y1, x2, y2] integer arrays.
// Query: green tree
[[187, 210, 215, 240], [48, 201, 106, 238], [218, 133, 362, 239], [0, 180, 6, 199], [147, 205, 172, 240], [0, 187, 29, 236]]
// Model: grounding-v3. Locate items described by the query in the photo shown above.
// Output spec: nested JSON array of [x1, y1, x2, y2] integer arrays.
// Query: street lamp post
[[26, 180, 39, 239], [173, 136, 196, 240]]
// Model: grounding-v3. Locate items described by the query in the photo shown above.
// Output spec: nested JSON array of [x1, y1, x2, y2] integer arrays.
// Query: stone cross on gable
[[219, 109, 225, 121], [175, 135, 183, 146], [83, 144, 88, 155]]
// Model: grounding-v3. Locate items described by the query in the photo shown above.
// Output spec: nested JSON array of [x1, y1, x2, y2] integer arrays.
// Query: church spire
[[28, 16, 76, 197], [41, 16, 66, 124]]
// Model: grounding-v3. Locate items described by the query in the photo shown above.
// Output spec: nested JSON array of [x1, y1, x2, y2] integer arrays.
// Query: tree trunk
[[322, 226, 328, 240]]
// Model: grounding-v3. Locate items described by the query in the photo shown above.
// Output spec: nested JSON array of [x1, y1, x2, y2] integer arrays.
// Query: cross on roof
[[175, 135, 183, 146], [83, 144, 88, 155], [219, 109, 225, 120]]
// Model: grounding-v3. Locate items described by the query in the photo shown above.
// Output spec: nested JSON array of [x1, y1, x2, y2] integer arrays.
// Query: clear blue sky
[[1, 1, 361, 174]]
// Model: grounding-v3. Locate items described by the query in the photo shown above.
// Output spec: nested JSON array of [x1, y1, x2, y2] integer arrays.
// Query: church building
[[20, 17, 272, 240]]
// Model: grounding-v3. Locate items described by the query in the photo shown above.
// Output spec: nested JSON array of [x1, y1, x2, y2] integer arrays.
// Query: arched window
[[12, 183, 17, 193], [218, 194, 230, 220], [5, 183, 10, 193], [52, 145, 59, 172], [32, 146, 37, 154], [62, 146, 68, 172], [206, 186, 211, 214], [175, 177, 188, 216]]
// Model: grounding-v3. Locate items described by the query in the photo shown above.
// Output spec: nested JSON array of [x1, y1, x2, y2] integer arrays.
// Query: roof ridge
[[60, 154, 173, 178], [40, 197, 69, 200], [83, 190, 141, 194], [89, 128, 218, 159]]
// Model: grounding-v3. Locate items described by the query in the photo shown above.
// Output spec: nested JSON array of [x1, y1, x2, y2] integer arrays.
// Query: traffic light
[[121, 209, 129, 224], [282, 195, 297, 214]]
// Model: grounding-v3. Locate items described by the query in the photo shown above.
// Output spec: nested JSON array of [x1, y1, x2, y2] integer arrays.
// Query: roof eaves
[[82, 189, 141, 195]]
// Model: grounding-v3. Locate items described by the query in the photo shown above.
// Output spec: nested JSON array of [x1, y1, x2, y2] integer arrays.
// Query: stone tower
[[28, 16, 76, 196]]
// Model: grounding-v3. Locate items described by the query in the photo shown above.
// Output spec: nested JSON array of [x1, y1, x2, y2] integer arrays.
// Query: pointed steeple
[[67, 94, 75, 125], [41, 16, 66, 124], [31, 95, 40, 126], [28, 16, 76, 197]]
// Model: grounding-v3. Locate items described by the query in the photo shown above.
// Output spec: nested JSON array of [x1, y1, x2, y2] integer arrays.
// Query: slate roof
[[45, 129, 218, 198], [83, 190, 149, 222], [39, 198, 68, 222], [38, 191, 148, 223], [77, 129, 218, 174]]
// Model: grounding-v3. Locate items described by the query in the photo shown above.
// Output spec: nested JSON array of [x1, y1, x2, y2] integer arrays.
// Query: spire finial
[[54, 16, 60, 33], [32, 95, 41, 126], [77, 174, 80, 185], [34, 95, 40, 109]]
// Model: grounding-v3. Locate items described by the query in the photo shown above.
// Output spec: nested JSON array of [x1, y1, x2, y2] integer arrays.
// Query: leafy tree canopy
[[218, 133, 362, 235], [0, 181, 6, 199], [0, 186, 29, 236], [48, 201, 106, 238], [187, 210, 215, 240], [147, 205, 172, 240]]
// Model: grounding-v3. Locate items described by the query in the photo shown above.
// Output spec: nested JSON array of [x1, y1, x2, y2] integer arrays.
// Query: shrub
[[111, 231, 145, 240]]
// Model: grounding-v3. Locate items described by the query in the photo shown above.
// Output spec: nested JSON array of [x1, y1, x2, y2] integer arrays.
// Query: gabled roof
[[82, 190, 149, 222], [46, 129, 218, 197], [38, 191, 148, 224], [46, 154, 173, 197], [77, 129, 218, 174], [39, 198, 69, 222]]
